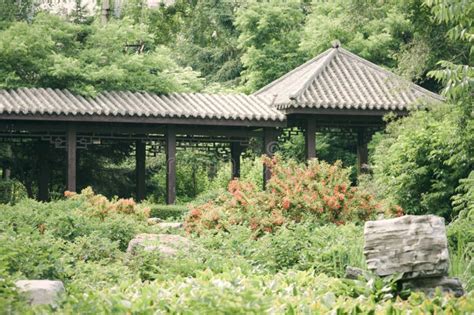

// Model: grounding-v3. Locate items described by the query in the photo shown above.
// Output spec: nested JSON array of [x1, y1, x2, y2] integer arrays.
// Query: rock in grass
[[147, 217, 162, 225], [15, 280, 65, 306], [345, 266, 364, 280], [401, 276, 465, 297], [364, 215, 449, 279], [157, 222, 183, 229], [126, 233, 192, 257]]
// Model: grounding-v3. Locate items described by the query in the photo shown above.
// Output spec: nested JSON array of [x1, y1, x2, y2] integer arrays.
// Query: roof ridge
[[253, 48, 333, 96], [337, 48, 444, 101], [289, 48, 338, 100]]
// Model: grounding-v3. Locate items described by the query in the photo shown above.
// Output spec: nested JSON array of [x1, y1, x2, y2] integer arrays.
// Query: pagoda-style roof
[[0, 88, 285, 126], [254, 45, 443, 113]]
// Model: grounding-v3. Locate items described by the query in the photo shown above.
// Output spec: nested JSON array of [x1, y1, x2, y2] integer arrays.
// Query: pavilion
[[0, 44, 442, 203]]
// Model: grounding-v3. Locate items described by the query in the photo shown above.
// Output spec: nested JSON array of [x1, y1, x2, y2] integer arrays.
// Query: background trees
[[0, 0, 471, 220]]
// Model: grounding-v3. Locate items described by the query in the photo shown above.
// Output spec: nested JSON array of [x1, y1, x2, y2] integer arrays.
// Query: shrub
[[57, 269, 474, 314], [0, 179, 27, 204], [196, 223, 365, 276], [147, 204, 189, 220], [65, 233, 123, 263], [65, 187, 151, 220], [371, 104, 473, 219], [0, 230, 69, 280], [447, 205, 474, 291], [185, 157, 401, 235]]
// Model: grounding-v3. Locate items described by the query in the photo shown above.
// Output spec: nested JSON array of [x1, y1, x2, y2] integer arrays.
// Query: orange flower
[[282, 197, 291, 210], [64, 190, 76, 198]]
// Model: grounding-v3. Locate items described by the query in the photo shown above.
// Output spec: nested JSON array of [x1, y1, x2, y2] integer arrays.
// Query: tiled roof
[[254, 46, 443, 111], [0, 88, 286, 123]]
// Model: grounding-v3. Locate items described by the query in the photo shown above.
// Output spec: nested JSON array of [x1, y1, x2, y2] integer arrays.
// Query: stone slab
[[364, 215, 449, 278]]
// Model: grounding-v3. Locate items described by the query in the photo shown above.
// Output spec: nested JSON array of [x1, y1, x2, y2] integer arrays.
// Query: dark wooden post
[[67, 125, 77, 192], [305, 119, 317, 160], [230, 142, 242, 179], [262, 128, 278, 190], [166, 126, 176, 205], [357, 128, 369, 175], [2, 166, 10, 179], [38, 141, 50, 201], [135, 140, 146, 202]]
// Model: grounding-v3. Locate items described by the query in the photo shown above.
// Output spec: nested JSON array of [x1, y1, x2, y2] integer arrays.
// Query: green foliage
[[372, 104, 473, 219], [300, 0, 411, 69], [424, 0, 473, 100], [447, 204, 474, 290], [147, 204, 189, 220], [0, 13, 202, 96], [207, 156, 264, 191], [48, 271, 474, 313], [215, 223, 365, 276], [0, 194, 472, 313], [0, 179, 27, 204], [235, 0, 306, 92]]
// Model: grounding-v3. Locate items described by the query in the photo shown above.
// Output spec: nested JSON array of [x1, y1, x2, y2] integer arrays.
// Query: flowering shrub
[[65, 187, 150, 220], [185, 156, 402, 235]]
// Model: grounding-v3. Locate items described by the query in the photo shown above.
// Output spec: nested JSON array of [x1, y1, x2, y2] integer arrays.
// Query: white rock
[[364, 215, 449, 278], [15, 280, 65, 306], [126, 233, 192, 257]]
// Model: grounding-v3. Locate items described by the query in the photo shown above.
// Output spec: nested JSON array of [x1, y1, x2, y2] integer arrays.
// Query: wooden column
[[67, 126, 77, 192], [38, 141, 50, 201], [166, 126, 176, 205], [2, 166, 10, 179], [357, 128, 369, 175], [262, 128, 278, 190], [305, 119, 317, 160], [135, 140, 146, 202], [230, 142, 242, 179]]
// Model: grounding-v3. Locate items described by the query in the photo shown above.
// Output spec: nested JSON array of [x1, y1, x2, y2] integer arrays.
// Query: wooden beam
[[262, 128, 278, 190], [135, 140, 146, 202], [305, 119, 317, 160], [67, 125, 77, 192], [357, 128, 369, 175], [284, 108, 408, 117], [37, 141, 49, 201], [230, 142, 242, 179], [166, 125, 176, 205]]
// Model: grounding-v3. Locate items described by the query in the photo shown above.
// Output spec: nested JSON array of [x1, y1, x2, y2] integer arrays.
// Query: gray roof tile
[[255, 46, 443, 111], [0, 88, 286, 123]]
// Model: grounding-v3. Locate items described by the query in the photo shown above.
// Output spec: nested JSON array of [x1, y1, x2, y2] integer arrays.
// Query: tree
[[235, 0, 307, 92], [0, 13, 202, 96], [371, 0, 473, 220]]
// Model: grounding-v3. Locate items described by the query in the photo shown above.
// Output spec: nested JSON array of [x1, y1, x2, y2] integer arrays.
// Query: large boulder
[[364, 215, 449, 279], [126, 233, 192, 257], [15, 280, 65, 306]]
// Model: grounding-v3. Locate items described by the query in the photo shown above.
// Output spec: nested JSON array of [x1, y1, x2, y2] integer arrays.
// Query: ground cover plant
[[0, 161, 472, 314]]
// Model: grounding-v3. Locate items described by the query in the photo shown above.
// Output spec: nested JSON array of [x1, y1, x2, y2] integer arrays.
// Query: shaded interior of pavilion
[[0, 44, 442, 204]]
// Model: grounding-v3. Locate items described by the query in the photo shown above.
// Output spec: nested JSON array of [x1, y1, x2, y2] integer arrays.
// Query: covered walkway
[[0, 44, 442, 203]]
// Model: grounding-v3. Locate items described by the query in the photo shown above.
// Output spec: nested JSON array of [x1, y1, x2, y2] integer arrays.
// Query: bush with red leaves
[[185, 156, 402, 235]]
